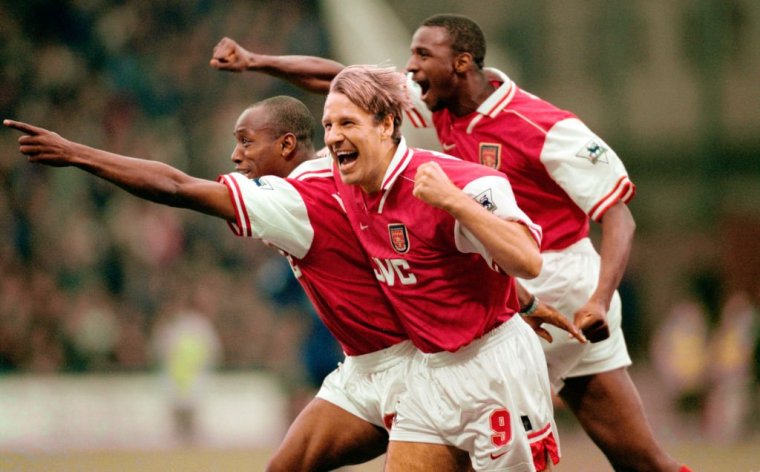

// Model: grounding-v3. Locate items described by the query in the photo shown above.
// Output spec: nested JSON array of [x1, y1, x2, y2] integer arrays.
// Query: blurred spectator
[[63, 285, 121, 372], [152, 298, 222, 444], [653, 276, 760, 444], [702, 291, 759, 443], [650, 299, 710, 412]]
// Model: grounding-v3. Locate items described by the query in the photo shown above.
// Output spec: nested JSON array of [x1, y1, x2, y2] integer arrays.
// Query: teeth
[[334, 149, 357, 165]]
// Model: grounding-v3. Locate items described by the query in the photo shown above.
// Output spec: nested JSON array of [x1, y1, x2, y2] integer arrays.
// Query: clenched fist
[[210, 37, 251, 72]]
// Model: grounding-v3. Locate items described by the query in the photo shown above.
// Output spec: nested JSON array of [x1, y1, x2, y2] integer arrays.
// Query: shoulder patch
[[474, 189, 498, 212], [576, 138, 609, 164], [253, 177, 274, 189]]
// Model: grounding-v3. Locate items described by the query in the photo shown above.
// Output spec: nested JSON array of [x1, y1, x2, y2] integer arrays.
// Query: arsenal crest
[[388, 223, 410, 254], [479, 143, 502, 169]]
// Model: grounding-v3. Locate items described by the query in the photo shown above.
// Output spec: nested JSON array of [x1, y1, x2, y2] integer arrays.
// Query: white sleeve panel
[[540, 118, 635, 221], [404, 73, 433, 128], [454, 175, 542, 271], [218, 173, 314, 259]]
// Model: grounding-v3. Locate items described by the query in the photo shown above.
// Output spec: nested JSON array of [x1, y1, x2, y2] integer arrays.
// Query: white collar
[[477, 67, 517, 118], [379, 137, 413, 192]]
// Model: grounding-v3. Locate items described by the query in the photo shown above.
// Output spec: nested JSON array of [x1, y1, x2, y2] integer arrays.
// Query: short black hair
[[253, 96, 315, 148], [421, 14, 486, 69]]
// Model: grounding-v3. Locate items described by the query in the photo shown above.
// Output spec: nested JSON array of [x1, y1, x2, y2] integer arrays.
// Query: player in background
[[323, 64, 558, 471], [5, 97, 413, 472], [209, 14, 691, 472]]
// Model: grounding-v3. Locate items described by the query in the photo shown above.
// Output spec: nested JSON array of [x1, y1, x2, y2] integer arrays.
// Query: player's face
[[406, 26, 459, 112], [231, 107, 288, 179], [322, 92, 394, 193]]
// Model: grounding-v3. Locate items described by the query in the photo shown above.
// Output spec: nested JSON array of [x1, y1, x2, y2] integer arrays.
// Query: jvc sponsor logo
[[372, 257, 417, 286]]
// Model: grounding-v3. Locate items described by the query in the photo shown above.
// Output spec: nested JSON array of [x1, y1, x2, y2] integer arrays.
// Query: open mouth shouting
[[416, 78, 431, 101], [334, 148, 359, 171]]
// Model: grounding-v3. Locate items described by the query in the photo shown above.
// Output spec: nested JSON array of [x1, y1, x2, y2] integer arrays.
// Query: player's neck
[[359, 144, 396, 194], [451, 72, 495, 117]]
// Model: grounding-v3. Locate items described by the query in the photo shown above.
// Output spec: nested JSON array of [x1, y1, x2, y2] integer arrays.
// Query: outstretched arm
[[4, 119, 234, 220], [210, 37, 343, 94], [573, 201, 636, 342]]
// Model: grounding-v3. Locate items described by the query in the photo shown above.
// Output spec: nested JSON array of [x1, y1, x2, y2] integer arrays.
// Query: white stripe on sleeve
[[219, 173, 314, 259]]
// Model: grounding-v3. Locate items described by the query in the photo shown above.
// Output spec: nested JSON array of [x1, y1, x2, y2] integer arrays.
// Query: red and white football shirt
[[218, 157, 406, 356], [333, 140, 541, 353], [406, 68, 635, 251]]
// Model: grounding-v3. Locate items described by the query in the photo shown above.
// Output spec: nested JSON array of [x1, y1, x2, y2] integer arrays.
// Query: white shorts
[[316, 340, 416, 430], [519, 238, 632, 392], [390, 316, 560, 471]]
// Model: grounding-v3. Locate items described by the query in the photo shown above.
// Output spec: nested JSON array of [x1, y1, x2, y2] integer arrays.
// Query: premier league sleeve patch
[[474, 189, 498, 212], [388, 223, 410, 254], [479, 143, 502, 169], [576, 138, 609, 164], [252, 177, 274, 189]]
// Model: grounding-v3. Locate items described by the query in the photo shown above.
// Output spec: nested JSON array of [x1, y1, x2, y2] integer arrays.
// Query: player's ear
[[454, 52, 473, 74], [381, 114, 394, 140], [280, 133, 297, 157]]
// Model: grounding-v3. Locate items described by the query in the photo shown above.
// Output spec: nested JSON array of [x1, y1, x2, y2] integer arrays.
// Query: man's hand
[[523, 300, 587, 344], [4, 119, 76, 167], [412, 161, 461, 210], [573, 300, 610, 343], [210, 37, 251, 72]]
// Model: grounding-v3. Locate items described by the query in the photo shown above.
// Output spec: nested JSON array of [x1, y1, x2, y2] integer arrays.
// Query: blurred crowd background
[[1, 0, 759, 444], [0, 0, 341, 403]]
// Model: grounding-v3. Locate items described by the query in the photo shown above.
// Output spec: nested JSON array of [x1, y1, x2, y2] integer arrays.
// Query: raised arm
[[210, 37, 343, 94], [412, 162, 541, 279], [413, 161, 586, 342], [4, 119, 234, 220]]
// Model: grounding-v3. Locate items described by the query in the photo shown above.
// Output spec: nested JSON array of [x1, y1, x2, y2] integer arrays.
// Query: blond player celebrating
[[323, 64, 558, 471]]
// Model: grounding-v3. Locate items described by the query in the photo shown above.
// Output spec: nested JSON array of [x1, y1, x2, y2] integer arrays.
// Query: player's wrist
[[519, 294, 539, 316], [245, 51, 259, 70]]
